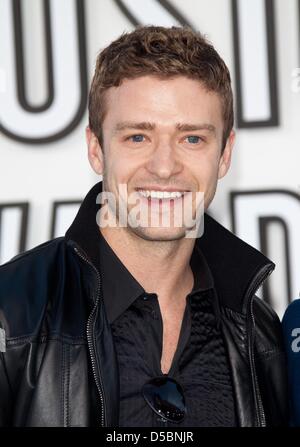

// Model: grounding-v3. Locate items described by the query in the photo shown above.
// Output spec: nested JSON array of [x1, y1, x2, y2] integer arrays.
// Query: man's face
[[87, 75, 234, 241]]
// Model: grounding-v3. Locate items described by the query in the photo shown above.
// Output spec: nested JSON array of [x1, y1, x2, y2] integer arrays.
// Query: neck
[[99, 225, 195, 306]]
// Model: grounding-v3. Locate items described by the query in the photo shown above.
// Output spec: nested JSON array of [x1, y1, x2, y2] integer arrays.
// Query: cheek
[[106, 153, 138, 187], [192, 155, 220, 188], [202, 165, 220, 209]]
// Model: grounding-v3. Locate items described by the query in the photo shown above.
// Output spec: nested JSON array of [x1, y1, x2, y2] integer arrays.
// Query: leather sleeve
[[0, 256, 34, 427], [0, 267, 15, 426], [252, 296, 289, 426], [0, 314, 27, 427], [0, 350, 14, 426]]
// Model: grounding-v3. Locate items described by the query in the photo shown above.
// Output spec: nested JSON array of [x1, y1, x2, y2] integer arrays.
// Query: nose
[[146, 139, 183, 179]]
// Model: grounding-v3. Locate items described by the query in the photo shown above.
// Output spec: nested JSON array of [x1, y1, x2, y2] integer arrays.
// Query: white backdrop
[[0, 0, 299, 318]]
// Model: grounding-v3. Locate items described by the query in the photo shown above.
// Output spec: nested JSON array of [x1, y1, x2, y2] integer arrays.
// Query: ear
[[86, 126, 104, 175], [218, 129, 235, 179]]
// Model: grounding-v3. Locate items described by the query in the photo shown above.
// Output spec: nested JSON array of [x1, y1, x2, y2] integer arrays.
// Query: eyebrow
[[175, 123, 216, 134], [113, 121, 216, 135], [113, 121, 155, 133]]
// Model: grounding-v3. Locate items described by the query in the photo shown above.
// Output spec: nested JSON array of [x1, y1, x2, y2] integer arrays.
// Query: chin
[[129, 225, 188, 242]]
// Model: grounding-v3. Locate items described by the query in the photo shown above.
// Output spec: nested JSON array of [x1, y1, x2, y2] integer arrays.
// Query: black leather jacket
[[0, 182, 289, 427]]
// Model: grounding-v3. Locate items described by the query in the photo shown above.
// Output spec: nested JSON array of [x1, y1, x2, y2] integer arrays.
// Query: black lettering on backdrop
[[0, 203, 28, 264], [230, 190, 300, 309], [1, 0, 295, 143], [259, 216, 292, 306], [232, 0, 279, 128], [50, 200, 81, 239], [13, 0, 54, 113], [0, 0, 87, 144], [113, 0, 192, 27]]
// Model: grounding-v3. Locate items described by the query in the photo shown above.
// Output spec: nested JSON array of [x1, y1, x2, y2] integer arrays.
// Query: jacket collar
[[65, 181, 275, 314]]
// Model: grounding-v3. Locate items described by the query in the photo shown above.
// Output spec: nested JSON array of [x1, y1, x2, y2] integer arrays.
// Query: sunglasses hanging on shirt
[[141, 376, 186, 423]]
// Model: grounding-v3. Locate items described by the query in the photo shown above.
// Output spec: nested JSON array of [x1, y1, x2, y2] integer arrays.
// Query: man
[[282, 299, 300, 426], [0, 26, 288, 427]]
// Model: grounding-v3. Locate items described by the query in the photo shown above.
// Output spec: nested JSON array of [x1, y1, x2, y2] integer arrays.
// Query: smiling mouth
[[135, 189, 191, 200]]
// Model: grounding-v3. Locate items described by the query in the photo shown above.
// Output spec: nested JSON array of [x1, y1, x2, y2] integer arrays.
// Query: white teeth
[[138, 190, 148, 198], [138, 190, 186, 199]]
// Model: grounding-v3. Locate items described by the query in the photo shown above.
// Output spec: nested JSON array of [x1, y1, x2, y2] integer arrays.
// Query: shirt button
[[142, 295, 149, 301]]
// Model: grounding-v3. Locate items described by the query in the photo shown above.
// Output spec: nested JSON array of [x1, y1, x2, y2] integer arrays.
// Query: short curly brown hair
[[88, 26, 234, 151]]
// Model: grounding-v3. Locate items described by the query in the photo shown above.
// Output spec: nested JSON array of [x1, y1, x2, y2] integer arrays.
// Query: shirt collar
[[98, 228, 216, 324]]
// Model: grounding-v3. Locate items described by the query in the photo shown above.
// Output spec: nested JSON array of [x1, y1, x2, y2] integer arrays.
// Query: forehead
[[103, 75, 223, 129]]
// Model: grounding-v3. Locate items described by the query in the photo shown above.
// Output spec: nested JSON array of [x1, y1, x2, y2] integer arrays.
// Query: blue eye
[[130, 135, 144, 142], [186, 136, 201, 144]]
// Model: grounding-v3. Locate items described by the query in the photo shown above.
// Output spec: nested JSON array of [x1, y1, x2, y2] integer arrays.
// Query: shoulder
[[252, 296, 284, 355], [0, 237, 67, 293], [282, 299, 300, 329], [282, 299, 300, 355], [253, 295, 281, 326], [281, 301, 300, 426], [0, 237, 66, 271], [0, 237, 68, 338]]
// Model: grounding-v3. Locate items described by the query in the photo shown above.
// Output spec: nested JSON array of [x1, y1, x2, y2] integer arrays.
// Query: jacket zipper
[[73, 245, 106, 427], [73, 240, 273, 427], [245, 264, 274, 427]]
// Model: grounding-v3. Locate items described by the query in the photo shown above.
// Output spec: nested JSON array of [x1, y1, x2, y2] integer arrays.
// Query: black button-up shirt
[[98, 230, 237, 427]]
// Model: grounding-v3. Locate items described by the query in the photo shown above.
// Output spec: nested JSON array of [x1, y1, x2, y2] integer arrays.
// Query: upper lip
[[136, 187, 190, 192]]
